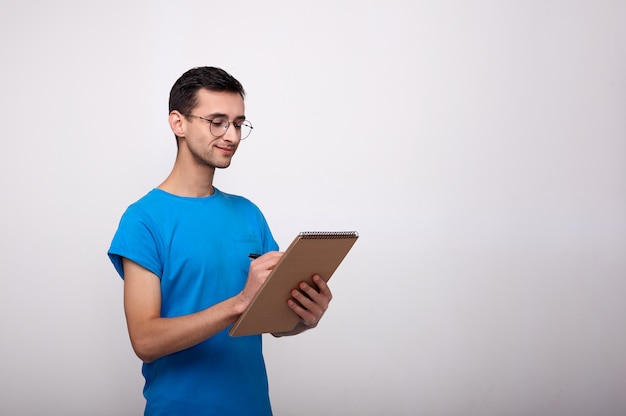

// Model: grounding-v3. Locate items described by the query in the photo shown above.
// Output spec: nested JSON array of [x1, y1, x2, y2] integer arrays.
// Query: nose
[[223, 122, 240, 143]]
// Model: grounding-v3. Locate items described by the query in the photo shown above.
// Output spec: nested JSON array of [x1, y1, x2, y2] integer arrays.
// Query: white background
[[1, 1, 625, 415]]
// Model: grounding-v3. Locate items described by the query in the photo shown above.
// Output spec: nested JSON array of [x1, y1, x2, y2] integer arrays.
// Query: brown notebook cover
[[229, 231, 358, 337]]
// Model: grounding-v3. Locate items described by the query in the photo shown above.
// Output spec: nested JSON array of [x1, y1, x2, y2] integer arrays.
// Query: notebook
[[229, 231, 359, 337]]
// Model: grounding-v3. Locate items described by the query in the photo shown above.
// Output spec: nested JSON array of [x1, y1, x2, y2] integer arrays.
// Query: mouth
[[215, 144, 236, 155]]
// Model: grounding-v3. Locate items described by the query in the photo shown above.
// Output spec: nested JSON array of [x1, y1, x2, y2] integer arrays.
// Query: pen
[[248, 253, 261, 259]]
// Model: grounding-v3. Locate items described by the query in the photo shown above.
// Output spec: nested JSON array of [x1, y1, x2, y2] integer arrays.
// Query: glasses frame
[[183, 113, 253, 140]]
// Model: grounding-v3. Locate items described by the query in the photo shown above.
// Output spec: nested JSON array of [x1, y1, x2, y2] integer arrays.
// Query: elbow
[[129, 336, 160, 363], [134, 349, 157, 364]]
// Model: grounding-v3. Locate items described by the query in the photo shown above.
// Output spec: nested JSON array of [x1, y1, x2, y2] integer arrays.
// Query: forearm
[[122, 254, 283, 361], [128, 295, 246, 363]]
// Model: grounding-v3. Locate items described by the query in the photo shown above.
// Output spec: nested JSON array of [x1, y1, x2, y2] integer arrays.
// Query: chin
[[215, 161, 232, 169]]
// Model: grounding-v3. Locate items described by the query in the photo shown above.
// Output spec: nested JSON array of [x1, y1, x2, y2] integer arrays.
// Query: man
[[108, 66, 332, 415]]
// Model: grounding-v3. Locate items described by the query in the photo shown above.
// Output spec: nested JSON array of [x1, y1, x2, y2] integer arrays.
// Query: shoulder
[[123, 189, 182, 219], [215, 187, 250, 202], [214, 188, 261, 211], [129, 188, 170, 209], [214, 188, 272, 229]]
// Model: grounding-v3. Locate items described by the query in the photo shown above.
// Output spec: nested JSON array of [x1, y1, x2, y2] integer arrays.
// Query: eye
[[235, 120, 250, 129], [210, 117, 227, 128]]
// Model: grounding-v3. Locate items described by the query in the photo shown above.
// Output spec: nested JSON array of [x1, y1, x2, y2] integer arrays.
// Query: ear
[[168, 111, 186, 138]]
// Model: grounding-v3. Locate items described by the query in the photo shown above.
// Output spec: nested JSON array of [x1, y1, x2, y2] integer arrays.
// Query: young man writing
[[108, 67, 332, 415]]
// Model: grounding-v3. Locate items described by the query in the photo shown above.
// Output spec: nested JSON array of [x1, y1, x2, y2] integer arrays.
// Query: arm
[[272, 274, 333, 337], [123, 252, 282, 363]]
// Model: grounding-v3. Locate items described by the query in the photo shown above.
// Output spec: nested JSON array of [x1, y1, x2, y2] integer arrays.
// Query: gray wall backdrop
[[1, 1, 625, 415]]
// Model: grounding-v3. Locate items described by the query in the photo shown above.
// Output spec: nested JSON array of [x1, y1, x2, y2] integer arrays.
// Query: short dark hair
[[168, 67, 246, 115]]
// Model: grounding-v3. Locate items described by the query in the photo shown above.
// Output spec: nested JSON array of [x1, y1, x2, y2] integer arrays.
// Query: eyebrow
[[204, 112, 246, 121]]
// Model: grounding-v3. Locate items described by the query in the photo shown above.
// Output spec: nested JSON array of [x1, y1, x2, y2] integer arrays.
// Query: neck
[[158, 158, 216, 198]]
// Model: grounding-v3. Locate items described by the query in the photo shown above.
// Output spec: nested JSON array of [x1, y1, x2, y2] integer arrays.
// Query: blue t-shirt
[[108, 188, 278, 416]]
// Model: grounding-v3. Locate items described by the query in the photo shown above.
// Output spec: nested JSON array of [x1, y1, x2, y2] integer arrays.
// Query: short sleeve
[[108, 205, 163, 280]]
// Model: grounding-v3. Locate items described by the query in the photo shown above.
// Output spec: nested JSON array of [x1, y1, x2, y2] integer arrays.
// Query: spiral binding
[[299, 231, 359, 239]]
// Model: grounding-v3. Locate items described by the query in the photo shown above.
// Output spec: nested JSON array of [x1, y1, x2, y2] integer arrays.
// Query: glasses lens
[[239, 121, 253, 140], [209, 117, 228, 137]]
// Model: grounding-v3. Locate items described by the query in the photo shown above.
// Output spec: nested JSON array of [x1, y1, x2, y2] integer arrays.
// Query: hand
[[287, 274, 333, 328], [239, 251, 283, 307]]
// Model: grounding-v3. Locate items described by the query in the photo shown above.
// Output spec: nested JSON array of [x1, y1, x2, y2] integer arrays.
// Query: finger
[[311, 275, 333, 302], [297, 280, 331, 310], [249, 251, 283, 271], [257, 251, 283, 263], [290, 287, 321, 312], [287, 298, 319, 326]]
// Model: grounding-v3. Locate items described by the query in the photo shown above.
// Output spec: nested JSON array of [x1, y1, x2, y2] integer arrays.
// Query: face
[[173, 89, 246, 170]]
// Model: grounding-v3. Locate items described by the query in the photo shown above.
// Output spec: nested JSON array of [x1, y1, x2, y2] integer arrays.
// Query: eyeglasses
[[183, 114, 253, 140]]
